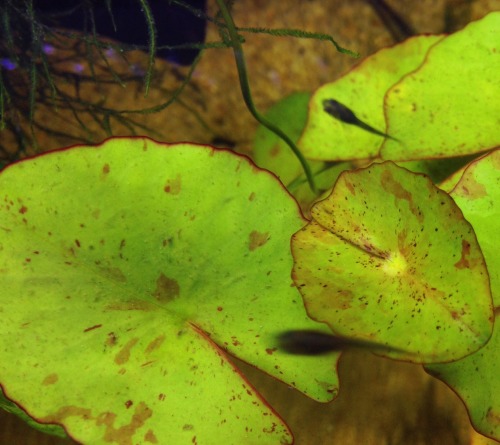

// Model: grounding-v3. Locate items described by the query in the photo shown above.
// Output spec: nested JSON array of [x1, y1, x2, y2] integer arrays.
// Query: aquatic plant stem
[[138, 0, 156, 96], [215, 0, 317, 193]]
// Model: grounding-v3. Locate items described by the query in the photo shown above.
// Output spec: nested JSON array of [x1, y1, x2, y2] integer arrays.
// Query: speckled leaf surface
[[426, 149, 500, 442], [0, 137, 340, 445], [298, 34, 443, 161], [291, 161, 493, 363], [382, 12, 500, 160]]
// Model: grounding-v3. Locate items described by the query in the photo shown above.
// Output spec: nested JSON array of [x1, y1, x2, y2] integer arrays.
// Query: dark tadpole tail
[[277, 329, 406, 356], [322, 99, 399, 141]]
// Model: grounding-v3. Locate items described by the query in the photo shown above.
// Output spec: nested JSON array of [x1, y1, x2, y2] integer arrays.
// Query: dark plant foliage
[[0, 0, 208, 162]]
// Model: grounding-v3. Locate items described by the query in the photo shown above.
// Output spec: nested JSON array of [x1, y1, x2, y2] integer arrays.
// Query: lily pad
[[298, 34, 443, 161], [291, 161, 493, 363], [426, 149, 500, 442], [0, 137, 339, 444], [382, 12, 500, 160]]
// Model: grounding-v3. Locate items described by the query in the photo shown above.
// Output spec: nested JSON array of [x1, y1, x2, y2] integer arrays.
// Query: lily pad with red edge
[[0, 388, 67, 438], [298, 34, 443, 161], [426, 149, 500, 442], [0, 137, 340, 445], [291, 161, 493, 363], [382, 12, 500, 161]]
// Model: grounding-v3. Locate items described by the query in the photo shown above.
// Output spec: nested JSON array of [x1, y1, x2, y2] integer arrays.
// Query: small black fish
[[277, 329, 404, 355], [322, 99, 397, 141]]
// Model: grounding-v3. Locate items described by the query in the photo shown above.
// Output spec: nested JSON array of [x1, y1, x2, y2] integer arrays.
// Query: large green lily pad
[[426, 149, 500, 442], [298, 34, 443, 161], [0, 137, 339, 444], [382, 12, 500, 161], [291, 161, 493, 363]]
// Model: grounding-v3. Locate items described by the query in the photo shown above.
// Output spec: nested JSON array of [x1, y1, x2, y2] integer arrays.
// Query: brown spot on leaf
[[144, 429, 159, 443], [106, 332, 118, 347], [249, 230, 270, 251], [19, 206, 28, 214], [39, 405, 93, 424], [97, 401, 153, 445], [456, 168, 487, 198], [164, 174, 182, 194], [381, 170, 423, 223], [145, 335, 166, 355], [454, 239, 471, 269], [102, 164, 110, 175], [248, 192, 256, 201], [397, 229, 411, 257], [336, 289, 354, 309], [344, 178, 356, 195], [265, 348, 277, 355], [115, 338, 139, 365], [84, 324, 102, 333], [269, 145, 280, 157], [42, 373, 59, 386], [125, 400, 133, 409], [154, 273, 180, 303]]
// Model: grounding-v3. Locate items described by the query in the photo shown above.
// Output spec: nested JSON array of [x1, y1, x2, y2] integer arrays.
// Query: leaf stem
[[214, 0, 317, 193]]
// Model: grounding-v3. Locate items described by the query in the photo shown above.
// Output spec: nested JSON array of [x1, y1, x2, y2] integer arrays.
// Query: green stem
[[138, 0, 156, 97], [215, 0, 317, 193]]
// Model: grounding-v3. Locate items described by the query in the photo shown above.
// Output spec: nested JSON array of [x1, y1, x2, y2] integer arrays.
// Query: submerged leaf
[[291, 161, 493, 363], [253, 92, 318, 185], [0, 388, 67, 439], [0, 137, 339, 444]]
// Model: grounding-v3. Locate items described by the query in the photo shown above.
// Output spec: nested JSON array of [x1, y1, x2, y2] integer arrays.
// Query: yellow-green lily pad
[[382, 12, 500, 160], [291, 161, 493, 363], [0, 137, 339, 444], [426, 149, 500, 442], [298, 34, 443, 161]]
